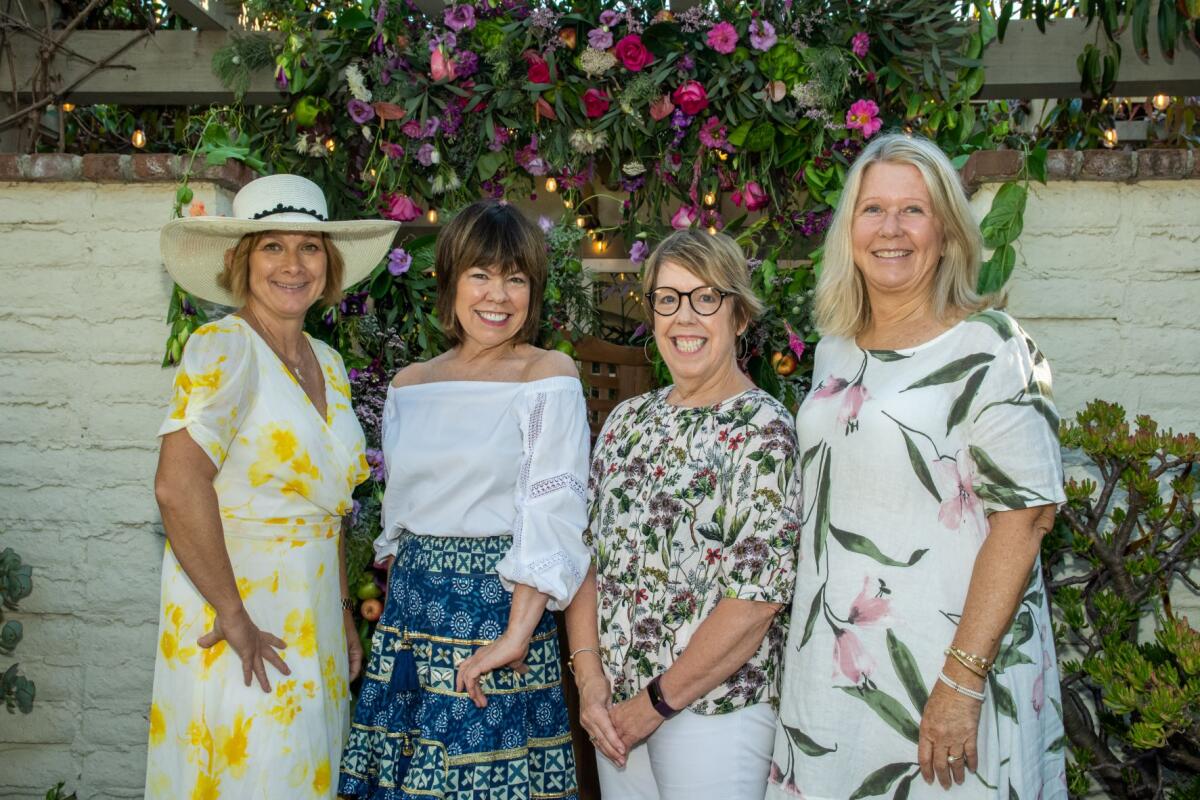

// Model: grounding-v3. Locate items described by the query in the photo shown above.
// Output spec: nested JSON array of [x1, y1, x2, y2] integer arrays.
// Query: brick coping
[[961, 148, 1198, 192], [1, 149, 1195, 195], [0, 153, 255, 192]]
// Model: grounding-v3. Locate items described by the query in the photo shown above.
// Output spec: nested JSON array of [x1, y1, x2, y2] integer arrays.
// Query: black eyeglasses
[[645, 286, 729, 317]]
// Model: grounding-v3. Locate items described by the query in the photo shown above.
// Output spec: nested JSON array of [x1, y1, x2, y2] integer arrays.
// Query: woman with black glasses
[[564, 229, 802, 799]]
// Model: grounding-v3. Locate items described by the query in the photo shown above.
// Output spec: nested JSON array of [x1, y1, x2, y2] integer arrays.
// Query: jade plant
[[1, 546, 35, 714], [1042, 401, 1200, 798]]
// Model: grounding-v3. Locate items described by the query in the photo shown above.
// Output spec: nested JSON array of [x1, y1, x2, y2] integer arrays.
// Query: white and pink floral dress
[[768, 310, 1068, 800]]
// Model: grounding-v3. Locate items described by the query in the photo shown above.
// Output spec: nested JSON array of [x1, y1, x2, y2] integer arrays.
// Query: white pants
[[595, 703, 776, 800]]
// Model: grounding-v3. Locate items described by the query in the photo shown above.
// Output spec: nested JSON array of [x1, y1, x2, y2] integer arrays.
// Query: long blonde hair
[[814, 133, 991, 337]]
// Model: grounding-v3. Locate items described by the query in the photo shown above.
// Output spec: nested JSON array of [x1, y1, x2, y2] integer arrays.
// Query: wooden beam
[[979, 18, 1200, 99], [0, 29, 284, 105], [163, 0, 242, 31]]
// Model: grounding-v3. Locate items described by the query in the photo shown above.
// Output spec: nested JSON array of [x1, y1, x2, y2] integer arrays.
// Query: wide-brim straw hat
[[160, 173, 399, 307]]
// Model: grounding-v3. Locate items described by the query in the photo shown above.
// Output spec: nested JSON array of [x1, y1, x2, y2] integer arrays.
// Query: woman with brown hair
[[147, 174, 398, 797], [338, 200, 591, 799]]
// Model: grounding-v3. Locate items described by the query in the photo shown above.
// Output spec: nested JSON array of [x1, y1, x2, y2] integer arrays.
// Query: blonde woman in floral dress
[[566, 230, 801, 800], [146, 175, 397, 798], [767, 134, 1067, 799]]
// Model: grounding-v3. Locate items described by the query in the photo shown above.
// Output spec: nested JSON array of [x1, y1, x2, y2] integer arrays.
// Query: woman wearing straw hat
[[145, 174, 398, 798]]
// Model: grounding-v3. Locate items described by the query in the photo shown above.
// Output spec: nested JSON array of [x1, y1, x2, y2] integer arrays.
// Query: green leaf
[[976, 0, 998, 44], [967, 310, 1015, 340], [848, 761, 917, 798], [977, 244, 1016, 294], [813, 449, 831, 564], [900, 428, 941, 503], [800, 443, 821, 472], [475, 150, 506, 181], [887, 629, 930, 712], [979, 182, 1027, 249], [1133, 0, 1151, 60], [894, 771, 918, 800], [1025, 146, 1047, 184], [946, 366, 989, 434], [799, 583, 825, 649], [903, 354, 995, 391], [831, 526, 928, 568], [989, 674, 1018, 720], [968, 445, 1018, 489], [728, 121, 753, 148], [0, 620, 22, 654], [783, 723, 838, 757], [839, 685, 921, 743], [867, 350, 912, 362], [744, 123, 777, 153], [1157, 0, 1178, 61]]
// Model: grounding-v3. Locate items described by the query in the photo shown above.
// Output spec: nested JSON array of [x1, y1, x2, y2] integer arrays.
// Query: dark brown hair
[[434, 200, 547, 347], [218, 231, 346, 308]]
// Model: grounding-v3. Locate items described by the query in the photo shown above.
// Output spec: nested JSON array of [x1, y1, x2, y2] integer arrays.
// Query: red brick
[[195, 161, 256, 192], [26, 153, 81, 181], [131, 153, 181, 181], [961, 149, 1022, 189], [81, 154, 131, 182], [1080, 150, 1135, 181], [1044, 150, 1080, 180], [0, 154, 21, 181], [1135, 149, 1188, 180]]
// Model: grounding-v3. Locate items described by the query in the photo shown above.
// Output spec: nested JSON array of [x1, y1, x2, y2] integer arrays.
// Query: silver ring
[[947, 754, 963, 763]]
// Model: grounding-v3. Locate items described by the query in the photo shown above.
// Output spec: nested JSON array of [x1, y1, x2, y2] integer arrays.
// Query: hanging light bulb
[[706, 225, 718, 236], [717, 150, 729, 161], [592, 235, 607, 254], [1101, 128, 1118, 148], [1152, 94, 1170, 111], [61, 102, 75, 113], [703, 191, 717, 207], [545, 177, 558, 193], [324, 138, 336, 152], [563, 197, 574, 209], [427, 208, 439, 224], [575, 215, 587, 228]]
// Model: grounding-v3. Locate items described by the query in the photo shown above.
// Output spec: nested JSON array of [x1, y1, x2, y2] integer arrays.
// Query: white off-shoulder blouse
[[373, 375, 592, 610]]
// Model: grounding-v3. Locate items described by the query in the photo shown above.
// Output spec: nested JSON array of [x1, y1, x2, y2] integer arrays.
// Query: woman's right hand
[[198, 606, 291, 693], [576, 669, 626, 766]]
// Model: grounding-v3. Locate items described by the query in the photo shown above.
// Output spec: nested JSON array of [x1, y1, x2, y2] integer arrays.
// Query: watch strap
[[646, 674, 680, 719]]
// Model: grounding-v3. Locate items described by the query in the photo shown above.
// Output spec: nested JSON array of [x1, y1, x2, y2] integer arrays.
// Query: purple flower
[[588, 27, 613, 50], [630, 240, 650, 264], [387, 247, 412, 276], [749, 19, 777, 51], [516, 135, 548, 176], [365, 448, 386, 482], [678, 54, 696, 73], [599, 9, 621, 26], [851, 31, 870, 58], [373, 0, 388, 23], [443, 4, 475, 31], [698, 116, 732, 151], [380, 141, 404, 159], [274, 65, 288, 90], [348, 99, 375, 124], [538, 215, 554, 233], [456, 50, 479, 79], [415, 142, 438, 166]]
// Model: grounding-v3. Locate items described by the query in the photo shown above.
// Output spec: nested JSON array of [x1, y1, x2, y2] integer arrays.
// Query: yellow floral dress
[[145, 314, 369, 799]]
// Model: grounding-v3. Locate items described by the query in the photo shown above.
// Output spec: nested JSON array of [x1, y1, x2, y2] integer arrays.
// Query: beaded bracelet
[[945, 646, 990, 677], [938, 670, 986, 702]]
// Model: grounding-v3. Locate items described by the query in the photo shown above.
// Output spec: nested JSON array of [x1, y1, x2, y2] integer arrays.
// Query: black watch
[[646, 674, 680, 719]]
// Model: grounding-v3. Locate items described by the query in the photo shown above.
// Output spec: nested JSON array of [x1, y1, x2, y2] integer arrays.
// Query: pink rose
[[670, 205, 698, 230], [671, 80, 709, 116], [524, 51, 551, 84], [649, 94, 675, 121], [833, 628, 874, 683], [846, 98, 882, 138], [581, 88, 610, 118], [737, 181, 769, 211], [851, 31, 870, 59], [382, 193, 422, 222], [706, 21, 737, 54], [613, 34, 653, 71], [430, 47, 456, 82]]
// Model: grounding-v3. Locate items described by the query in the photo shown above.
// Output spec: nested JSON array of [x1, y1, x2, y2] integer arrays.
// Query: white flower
[[790, 81, 821, 108], [361, 125, 374, 142], [569, 128, 609, 155], [345, 63, 372, 102], [294, 135, 311, 155], [579, 47, 617, 78], [431, 170, 461, 194], [622, 160, 646, 176]]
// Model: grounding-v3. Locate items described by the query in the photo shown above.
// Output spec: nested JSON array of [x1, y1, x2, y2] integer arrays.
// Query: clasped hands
[[577, 674, 664, 767]]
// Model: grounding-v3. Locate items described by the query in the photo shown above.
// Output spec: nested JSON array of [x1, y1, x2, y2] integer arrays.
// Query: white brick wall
[[0, 181, 233, 800]]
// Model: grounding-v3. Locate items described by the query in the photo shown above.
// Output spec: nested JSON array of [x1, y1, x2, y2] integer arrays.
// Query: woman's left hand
[[918, 681, 983, 789], [455, 632, 530, 709], [343, 612, 363, 682], [610, 692, 665, 750]]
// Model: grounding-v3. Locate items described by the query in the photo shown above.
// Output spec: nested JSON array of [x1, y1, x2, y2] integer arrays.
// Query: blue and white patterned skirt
[[338, 532, 578, 800]]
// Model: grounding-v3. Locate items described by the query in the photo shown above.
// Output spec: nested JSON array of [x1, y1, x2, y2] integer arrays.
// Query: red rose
[[524, 51, 550, 84], [582, 88, 610, 119], [671, 80, 709, 115], [613, 33, 653, 72]]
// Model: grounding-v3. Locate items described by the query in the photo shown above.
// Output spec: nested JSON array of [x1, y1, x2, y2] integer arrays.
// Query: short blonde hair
[[219, 231, 346, 309], [814, 133, 990, 337], [434, 200, 547, 347], [641, 230, 764, 328]]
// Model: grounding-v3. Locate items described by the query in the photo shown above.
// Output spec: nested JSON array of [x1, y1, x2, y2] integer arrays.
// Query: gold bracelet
[[568, 647, 601, 676], [945, 646, 991, 676]]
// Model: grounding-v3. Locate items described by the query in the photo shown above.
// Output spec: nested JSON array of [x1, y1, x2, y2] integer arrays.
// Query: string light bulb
[[324, 138, 336, 152], [131, 129, 147, 149], [61, 102, 75, 113], [703, 191, 717, 207], [545, 177, 558, 193], [575, 215, 587, 228], [716, 150, 728, 162], [706, 225, 718, 236], [1101, 128, 1118, 148], [1152, 94, 1170, 111], [563, 197, 574, 210], [592, 236, 607, 254], [427, 208, 439, 224]]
